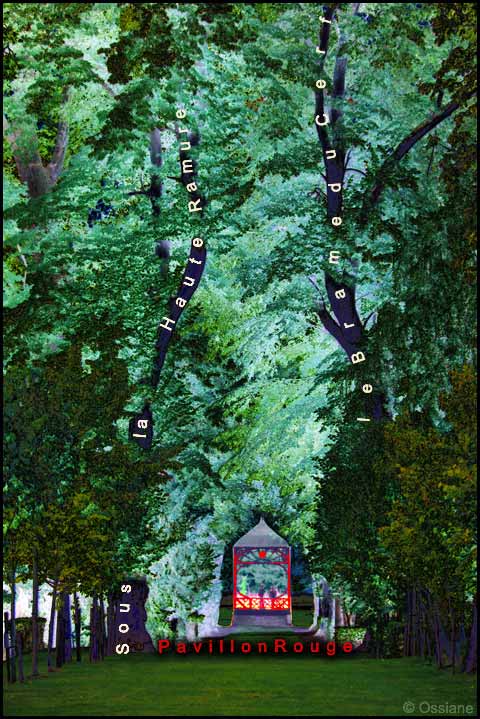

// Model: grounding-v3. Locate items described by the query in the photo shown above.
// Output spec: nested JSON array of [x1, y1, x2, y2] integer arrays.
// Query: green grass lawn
[[3, 646, 477, 717]]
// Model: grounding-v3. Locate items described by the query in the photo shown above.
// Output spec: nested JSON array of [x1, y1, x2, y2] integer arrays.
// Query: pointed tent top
[[234, 517, 289, 548]]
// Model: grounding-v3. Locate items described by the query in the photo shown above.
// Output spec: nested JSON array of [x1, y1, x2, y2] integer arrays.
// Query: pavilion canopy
[[234, 518, 289, 548]]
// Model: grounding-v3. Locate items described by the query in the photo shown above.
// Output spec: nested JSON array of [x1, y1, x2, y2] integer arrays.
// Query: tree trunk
[[89, 598, 95, 662], [310, 577, 321, 631], [106, 592, 116, 656], [334, 594, 346, 627], [17, 632, 25, 683], [412, 588, 421, 657], [90, 595, 98, 662], [420, 589, 435, 661], [74, 592, 82, 662], [457, 622, 467, 672], [10, 567, 17, 683], [375, 612, 384, 659], [361, 92, 476, 224], [403, 590, 410, 657], [47, 578, 58, 672], [450, 607, 456, 674], [438, 609, 450, 667], [99, 597, 106, 660], [55, 593, 65, 668], [63, 593, 72, 662], [4, 612, 11, 683], [465, 601, 477, 673], [31, 551, 40, 677], [418, 590, 426, 658], [5, 103, 70, 199], [433, 604, 443, 668], [22, 163, 55, 198]]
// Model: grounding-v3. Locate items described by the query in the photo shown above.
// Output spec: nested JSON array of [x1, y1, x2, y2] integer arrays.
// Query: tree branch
[[325, 273, 363, 343], [48, 121, 68, 183], [48, 87, 70, 184], [316, 306, 359, 358], [361, 89, 477, 222], [150, 128, 162, 167], [307, 273, 324, 297], [314, 5, 338, 151], [345, 166, 367, 177], [101, 80, 117, 98], [5, 87, 71, 196]]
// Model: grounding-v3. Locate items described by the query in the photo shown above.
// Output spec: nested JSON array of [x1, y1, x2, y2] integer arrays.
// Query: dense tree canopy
[[3, 2, 477, 667]]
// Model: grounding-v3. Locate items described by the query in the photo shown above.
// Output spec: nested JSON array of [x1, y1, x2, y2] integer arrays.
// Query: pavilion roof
[[234, 517, 289, 548]]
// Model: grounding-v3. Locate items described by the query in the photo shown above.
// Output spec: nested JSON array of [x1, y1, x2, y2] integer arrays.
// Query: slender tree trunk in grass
[[418, 594, 424, 657], [410, 592, 415, 656], [17, 632, 25, 683], [440, 616, 451, 666], [63, 593, 72, 662], [89, 598, 94, 662], [310, 575, 329, 632], [433, 604, 443, 668], [425, 625, 432, 660], [405, 593, 410, 657], [403, 592, 409, 656], [424, 591, 433, 660], [465, 600, 477, 674], [422, 607, 428, 658], [415, 590, 421, 656], [334, 595, 345, 627], [423, 590, 435, 661], [74, 592, 82, 662], [451, 607, 456, 674], [47, 578, 58, 671], [412, 589, 418, 656], [31, 551, 40, 677], [99, 597, 106, 660], [95, 596, 101, 661], [457, 622, 467, 672], [10, 568, 17, 683], [375, 612, 381, 659], [423, 591, 431, 659], [90, 595, 98, 662], [102, 598, 108, 659], [409, 590, 414, 656], [55, 593, 65, 668], [94, 596, 100, 661], [4, 612, 11, 683], [418, 591, 426, 658], [437, 606, 451, 668], [106, 592, 115, 656]]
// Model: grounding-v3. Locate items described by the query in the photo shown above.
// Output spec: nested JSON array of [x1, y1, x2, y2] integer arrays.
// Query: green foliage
[[13, 617, 47, 653], [379, 366, 477, 606], [2, 3, 476, 638], [381, 620, 404, 658], [335, 627, 367, 644], [427, 3, 477, 103]]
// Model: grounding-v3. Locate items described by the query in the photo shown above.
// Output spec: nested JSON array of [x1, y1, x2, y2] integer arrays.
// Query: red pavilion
[[232, 518, 292, 627]]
